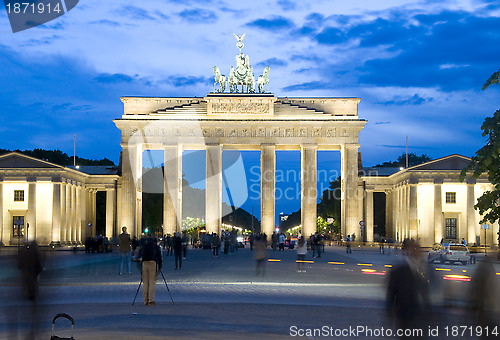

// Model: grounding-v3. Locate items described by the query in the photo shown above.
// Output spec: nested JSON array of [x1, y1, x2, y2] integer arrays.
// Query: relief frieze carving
[[124, 126, 350, 139], [212, 102, 270, 115]]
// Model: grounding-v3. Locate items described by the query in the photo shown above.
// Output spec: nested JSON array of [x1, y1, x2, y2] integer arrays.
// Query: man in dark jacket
[[139, 238, 162, 306], [173, 233, 183, 270]]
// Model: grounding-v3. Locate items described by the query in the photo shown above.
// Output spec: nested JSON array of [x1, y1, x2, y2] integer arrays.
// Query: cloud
[[52, 103, 93, 112], [256, 58, 288, 68], [19, 35, 62, 47], [374, 122, 391, 125], [378, 94, 434, 106], [246, 15, 295, 31], [114, 5, 156, 21], [282, 81, 335, 91], [162, 75, 211, 87], [277, 0, 297, 11], [93, 73, 135, 84], [356, 11, 500, 90], [89, 19, 121, 27], [154, 10, 170, 21], [316, 27, 347, 45], [350, 18, 426, 48], [178, 8, 217, 23]]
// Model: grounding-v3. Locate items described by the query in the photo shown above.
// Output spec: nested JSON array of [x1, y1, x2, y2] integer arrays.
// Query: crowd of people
[[84, 235, 111, 253]]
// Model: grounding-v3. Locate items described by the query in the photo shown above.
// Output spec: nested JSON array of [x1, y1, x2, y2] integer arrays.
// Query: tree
[[0, 148, 115, 166], [373, 153, 432, 168], [460, 70, 500, 225], [316, 216, 329, 234], [317, 177, 341, 234]]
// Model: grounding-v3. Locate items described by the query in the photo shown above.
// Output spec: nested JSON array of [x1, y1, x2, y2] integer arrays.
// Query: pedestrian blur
[[6, 240, 45, 339], [468, 255, 500, 338], [254, 234, 267, 276], [296, 236, 307, 272], [386, 238, 430, 339]]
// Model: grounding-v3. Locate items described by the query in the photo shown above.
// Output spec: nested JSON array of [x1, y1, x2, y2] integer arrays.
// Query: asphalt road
[[0, 245, 497, 339]]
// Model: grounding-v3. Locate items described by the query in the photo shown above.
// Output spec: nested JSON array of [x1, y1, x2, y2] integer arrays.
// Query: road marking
[[268, 259, 281, 262], [33, 281, 381, 288], [328, 262, 344, 265], [362, 269, 386, 276], [384, 265, 392, 268], [296, 260, 314, 263], [435, 268, 450, 271], [443, 274, 470, 282], [357, 263, 373, 267]]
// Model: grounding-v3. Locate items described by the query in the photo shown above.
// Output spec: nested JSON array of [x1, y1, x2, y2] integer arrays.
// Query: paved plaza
[[0, 244, 498, 339]]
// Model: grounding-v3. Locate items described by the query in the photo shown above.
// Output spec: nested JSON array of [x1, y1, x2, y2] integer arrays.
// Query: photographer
[[139, 237, 162, 306]]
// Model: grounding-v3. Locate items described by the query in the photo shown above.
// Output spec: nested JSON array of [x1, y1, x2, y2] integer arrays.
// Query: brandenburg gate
[[114, 35, 366, 239]]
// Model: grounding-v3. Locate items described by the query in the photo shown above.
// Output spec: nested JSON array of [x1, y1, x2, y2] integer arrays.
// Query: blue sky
[[1, 0, 500, 223]]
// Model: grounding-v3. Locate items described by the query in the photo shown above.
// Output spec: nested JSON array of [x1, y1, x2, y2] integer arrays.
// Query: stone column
[[409, 179, 418, 240], [60, 182, 66, 242], [71, 183, 77, 241], [0, 181, 3, 245], [206, 144, 222, 234], [301, 144, 317, 237], [365, 189, 374, 242], [80, 187, 88, 240], [393, 185, 402, 241], [66, 183, 71, 241], [135, 146, 143, 236], [385, 190, 393, 239], [434, 178, 443, 243], [105, 188, 116, 238], [466, 179, 476, 244], [341, 144, 360, 238], [91, 189, 97, 237], [119, 144, 138, 237], [261, 144, 276, 237], [52, 180, 61, 242], [75, 186, 81, 242], [27, 179, 36, 242], [164, 145, 182, 234]]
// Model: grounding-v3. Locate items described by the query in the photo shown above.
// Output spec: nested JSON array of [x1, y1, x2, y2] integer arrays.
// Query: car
[[428, 243, 470, 265]]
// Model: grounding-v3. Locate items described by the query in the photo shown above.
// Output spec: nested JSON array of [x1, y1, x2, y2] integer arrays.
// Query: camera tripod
[[132, 270, 174, 305]]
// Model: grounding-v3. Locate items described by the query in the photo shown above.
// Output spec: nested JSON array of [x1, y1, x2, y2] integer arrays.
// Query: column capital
[[301, 143, 318, 149], [433, 177, 444, 185], [465, 177, 476, 185], [409, 177, 419, 185], [342, 143, 360, 149]]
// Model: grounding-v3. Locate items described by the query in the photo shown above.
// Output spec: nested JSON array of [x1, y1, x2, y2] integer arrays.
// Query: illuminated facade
[[360, 155, 499, 247], [0, 152, 119, 246], [114, 94, 366, 238]]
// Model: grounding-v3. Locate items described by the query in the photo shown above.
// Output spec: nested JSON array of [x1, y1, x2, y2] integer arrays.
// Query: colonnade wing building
[[360, 155, 498, 247], [0, 93, 498, 248], [0, 152, 119, 246]]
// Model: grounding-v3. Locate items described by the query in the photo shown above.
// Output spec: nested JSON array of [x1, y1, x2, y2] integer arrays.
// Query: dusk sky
[[1, 0, 499, 221]]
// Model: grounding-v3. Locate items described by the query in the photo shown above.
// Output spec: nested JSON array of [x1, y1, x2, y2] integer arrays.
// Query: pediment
[[0, 152, 61, 169], [409, 154, 471, 171]]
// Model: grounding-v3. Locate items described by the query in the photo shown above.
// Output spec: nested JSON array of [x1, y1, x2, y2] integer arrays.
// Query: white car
[[428, 243, 470, 265]]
